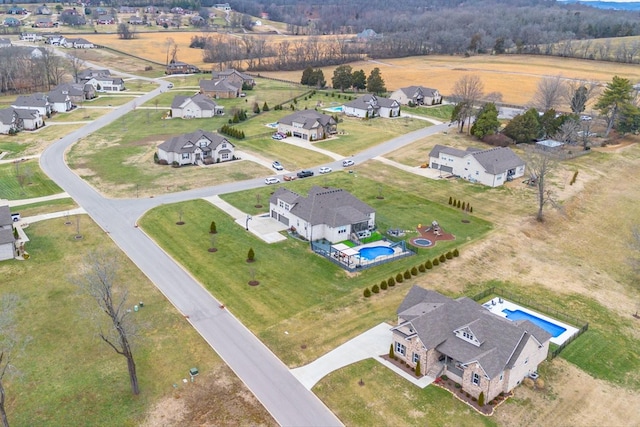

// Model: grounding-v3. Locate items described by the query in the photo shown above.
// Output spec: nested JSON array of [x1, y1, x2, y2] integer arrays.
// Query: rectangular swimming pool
[[502, 308, 566, 337]]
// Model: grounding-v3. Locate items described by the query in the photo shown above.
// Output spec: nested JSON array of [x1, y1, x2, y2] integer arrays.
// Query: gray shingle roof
[[278, 110, 336, 130], [344, 94, 398, 110], [395, 286, 551, 379], [472, 147, 524, 174], [13, 95, 48, 108], [171, 94, 218, 110], [12, 108, 38, 119], [158, 129, 232, 154], [399, 86, 439, 98], [200, 79, 240, 93], [271, 186, 374, 227], [0, 229, 15, 245], [0, 108, 16, 125], [211, 69, 253, 81], [0, 204, 12, 227], [47, 90, 69, 103]]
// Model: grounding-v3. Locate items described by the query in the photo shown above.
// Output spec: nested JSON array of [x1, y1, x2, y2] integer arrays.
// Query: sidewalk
[[291, 322, 435, 390]]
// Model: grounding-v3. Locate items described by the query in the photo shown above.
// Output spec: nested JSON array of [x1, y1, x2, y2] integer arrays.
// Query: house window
[[221, 153, 229, 160], [472, 372, 480, 386], [413, 353, 419, 364], [279, 201, 285, 209], [475, 171, 479, 175], [395, 342, 406, 356], [181, 153, 190, 159], [221, 143, 226, 148]]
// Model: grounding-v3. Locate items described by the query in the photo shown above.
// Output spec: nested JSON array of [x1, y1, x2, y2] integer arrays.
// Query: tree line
[[0, 47, 70, 94]]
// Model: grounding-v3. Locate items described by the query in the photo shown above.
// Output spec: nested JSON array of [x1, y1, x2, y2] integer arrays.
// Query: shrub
[[210, 220, 217, 234], [372, 284, 380, 293], [461, 202, 466, 211], [453, 248, 460, 257], [470, 207, 473, 213], [380, 281, 388, 290], [389, 343, 395, 358], [433, 258, 440, 266], [453, 198, 457, 206], [465, 392, 470, 398], [388, 276, 395, 286], [411, 266, 418, 276], [153, 152, 159, 163], [364, 288, 371, 297], [457, 200, 461, 208], [455, 383, 461, 389], [446, 251, 453, 259], [425, 260, 433, 269], [441, 375, 448, 381], [415, 360, 421, 376], [478, 391, 485, 406], [247, 247, 255, 261], [448, 196, 453, 205], [472, 396, 477, 402], [262, 101, 269, 111], [418, 264, 425, 273], [396, 273, 404, 283], [439, 254, 446, 262], [404, 270, 411, 280]]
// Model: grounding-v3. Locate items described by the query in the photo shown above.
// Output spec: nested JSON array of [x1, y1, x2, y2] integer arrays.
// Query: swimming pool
[[324, 106, 343, 113], [358, 246, 393, 260], [411, 238, 432, 247], [265, 122, 278, 128], [502, 308, 566, 337]]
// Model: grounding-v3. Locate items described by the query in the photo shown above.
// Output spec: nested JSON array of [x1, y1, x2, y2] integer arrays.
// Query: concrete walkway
[[291, 323, 435, 390], [203, 195, 287, 243], [235, 150, 292, 174]]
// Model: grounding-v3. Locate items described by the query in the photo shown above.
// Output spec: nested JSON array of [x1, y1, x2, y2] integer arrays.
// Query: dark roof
[[397, 85, 439, 98], [394, 286, 551, 379], [47, 90, 69, 103], [278, 110, 336, 130], [158, 129, 232, 154], [211, 69, 254, 81], [344, 94, 398, 110], [13, 108, 39, 119], [199, 79, 240, 93], [54, 83, 86, 97], [171, 94, 218, 110], [270, 186, 374, 227], [78, 69, 110, 80], [429, 144, 524, 174], [0, 108, 16, 125], [13, 95, 48, 108], [0, 204, 12, 227], [0, 229, 14, 246]]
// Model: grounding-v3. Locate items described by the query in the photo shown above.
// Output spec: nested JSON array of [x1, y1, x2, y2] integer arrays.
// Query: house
[[199, 79, 240, 99], [190, 15, 205, 26], [20, 32, 41, 42], [166, 61, 201, 75], [157, 130, 235, 165], [47, 90, 73, 113], [391, 286, 551, 402], [7, 6, 27, 15], [12, 94, 52, 117], [4, 17, 21, 27], [128, 16, 144, 25], [210, 69, 255, 88], [119, 6, 138, 14], [0, 203, 16, 261], [0, 108, 18, 134], [343, 94, 400, 119], [79, 69, 125, 92], [428, 145, 526, 187], [65, 38, 95, 49], [214, 3, 231, 11], [277, 110, 337, 141], [0, 38, 11, 48], [54, 82, 96, 102], [96, 16, 115, 25], [171, 94, 223, 118], [33, 17, 56, 28], [356, 28, 381, 41], [45, 35, 66, 46], [269, 186, 376, 243], [13, 108, 44, 130], [390, 86, 442, 106], [78, 69, 110, 81], [36, 5, 52, 15]]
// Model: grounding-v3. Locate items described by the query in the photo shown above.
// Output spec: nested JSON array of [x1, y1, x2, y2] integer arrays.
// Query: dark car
[[297, 170, 314, 178]]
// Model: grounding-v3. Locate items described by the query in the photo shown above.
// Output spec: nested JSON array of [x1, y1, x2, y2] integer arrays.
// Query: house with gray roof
[[277, 110, 337, 141], [171, 94, 223, 118], [392, 286, 551, 402], [390, 85, 442, 106], [157, 130, 235, 166], [47, 90, 72, 113], [53, 83, 96, 103], [0, 109, 18, 134], [343, 94, 400, 119], [0, 203, 16, 261], [210, 69, 255, 88], [199, 79, 241, 99], [11, 94, 51, 118], [269, 186, 375, 243], [12, 108, 44, 130], [64, 38, 95, 49], [428, 144, 525, 187]]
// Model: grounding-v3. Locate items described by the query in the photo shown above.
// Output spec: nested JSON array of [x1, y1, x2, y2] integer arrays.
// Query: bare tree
[[165, 37, 175, 65], [74, 251, 140, 395], [67, 52, 85, 84], [531, 75, 565, 112], [523, 146, 560, 222], [450, 75, 484, 133]]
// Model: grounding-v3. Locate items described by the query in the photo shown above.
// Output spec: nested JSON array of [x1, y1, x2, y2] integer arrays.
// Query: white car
[[580, 115, 592, 121], [318, 166, 332, 174], [167, 83, 174, 88], [342, 159, 355, 167], [264, 177, 280, 185], [272, 161, 284, 170]]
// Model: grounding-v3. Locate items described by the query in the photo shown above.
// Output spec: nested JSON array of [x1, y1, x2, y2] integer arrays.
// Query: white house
[[65, 38, 95, 49], [13, 108, 44, 130], [343, 94, 400, 119], [11, 94, 51, 117], [47, 90, 72, 113], [157, 130, 235, 166], [428, 145, 525, 187], [0, 109, 18, 134], [0, 203, 16, 261], [79, 69, 126, 92], [170, 94, 223, 118], [277, 110, 337, 141], [269, 186, 376, 243], [390, 86, 442, 106]]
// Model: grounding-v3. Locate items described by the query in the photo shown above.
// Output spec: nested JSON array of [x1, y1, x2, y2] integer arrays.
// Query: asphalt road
[[39, 72, 450, 426]]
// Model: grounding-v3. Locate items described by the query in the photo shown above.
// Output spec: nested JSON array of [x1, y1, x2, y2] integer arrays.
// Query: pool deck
[[482, 297, 578, 345]]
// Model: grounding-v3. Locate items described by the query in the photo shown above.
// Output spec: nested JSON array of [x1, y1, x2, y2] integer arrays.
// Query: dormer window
[[455, 327, 481, 346]]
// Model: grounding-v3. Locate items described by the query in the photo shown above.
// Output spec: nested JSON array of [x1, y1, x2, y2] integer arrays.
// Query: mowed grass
[[314, 359, 497, 427], [0, 218, 225, 426], [0, 125, 84, 159], [0, 159, 62, 199], [141, 173, 492, 365]]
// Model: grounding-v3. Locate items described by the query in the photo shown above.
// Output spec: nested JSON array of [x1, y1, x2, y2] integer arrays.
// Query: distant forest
[[229, 0, 640, 58]]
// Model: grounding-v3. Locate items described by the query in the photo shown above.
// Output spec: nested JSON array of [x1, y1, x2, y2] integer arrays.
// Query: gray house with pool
[[392, 286, 551, 402], [269, 186, 375, 243]]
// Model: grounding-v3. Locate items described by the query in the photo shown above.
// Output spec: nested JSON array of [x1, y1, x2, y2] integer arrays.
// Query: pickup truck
[[296, 170, 314, 178]]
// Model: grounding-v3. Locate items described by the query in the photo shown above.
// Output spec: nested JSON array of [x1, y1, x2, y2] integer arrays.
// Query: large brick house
[[343, 94, 400, 119], [157, 130, 235, 165], [277, 110, 337, 141], [391, 286, 551, 402], [390, 86, 442, 106]]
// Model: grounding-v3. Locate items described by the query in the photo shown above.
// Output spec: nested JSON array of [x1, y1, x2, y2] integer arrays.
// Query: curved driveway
[[39, 75, 449, 426]]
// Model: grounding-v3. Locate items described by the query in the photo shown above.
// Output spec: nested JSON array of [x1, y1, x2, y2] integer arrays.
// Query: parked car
[[342, 159, 355, 167], [276, 132, 286, 138], [272, 161, 284, 171], [264, 177, 280, 185], [297, 170, 314, 178], [580, 115, 592, 121], [283, 175, 297, 181], [167, 83, 174, 88], [11, 213, 21, 222], [272, 133, 283, 140], [319, 166, 332, 174]]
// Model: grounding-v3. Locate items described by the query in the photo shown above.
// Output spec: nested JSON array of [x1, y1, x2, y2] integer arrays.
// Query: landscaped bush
[[478, 391, 485, 406], [415, 360, 421, 376], [380, 281, 388, 290], [411, 266, 418, 276], [433, 258, 440, 266], [388, 276, 395, 286], [449, 196, 453, 205], [396, 273, 404, 283], [461, 202, 466, 211], [446, 251, 453, 259], [247, 247, 255, 262], [441, 375, 448, 381], [425, 260, 433, 269], [389, 343, 394, 358], [453, 248, 460, 257], [439, 254, 446, 263], [457, 200, 461, 208], [404, 270, 411, 280], [209, 221, 217, 234], [418, 264, 425, 273], [372, 284, 380, 293], [364, 288, 371, 298], [455, 383, 461, 389]]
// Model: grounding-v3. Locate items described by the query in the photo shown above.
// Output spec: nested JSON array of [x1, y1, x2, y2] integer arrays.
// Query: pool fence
[[470, 287, 589, 360]]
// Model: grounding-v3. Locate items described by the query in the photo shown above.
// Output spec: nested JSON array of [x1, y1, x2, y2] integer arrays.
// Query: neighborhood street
[[37, 71, 449, 426]]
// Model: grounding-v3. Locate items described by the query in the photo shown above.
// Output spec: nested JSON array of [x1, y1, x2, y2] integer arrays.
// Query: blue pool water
[[413, 238, 432, 247], [324, 106, 344, 113], [359, 246, 393, 260], [502, 309, 566, 337]]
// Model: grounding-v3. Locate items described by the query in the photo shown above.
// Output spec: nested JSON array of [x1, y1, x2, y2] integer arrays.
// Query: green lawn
[[0, 219, 226, 426], [47, 107, 111, 123], [405, 104, 455, 121], [0, 159, 63, 199], [84, 95, 139, 107], [9, 197, 77, 217], [314, 359, 497, 427], [140, 174, 492, 365]]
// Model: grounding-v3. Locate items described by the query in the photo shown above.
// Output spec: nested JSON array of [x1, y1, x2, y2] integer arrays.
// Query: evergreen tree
[[352, 69, 366, 91], [262, 102, 269, 111], [366, 67, 386, 95], [331, 64, 353, 91], [470, 102, 500, 139], [247, 247, 255, 261], [301, 66, 314, 85], [595, 75, 635, 137], [570, 85, 588, 113], [503, 108, 541, 143]]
